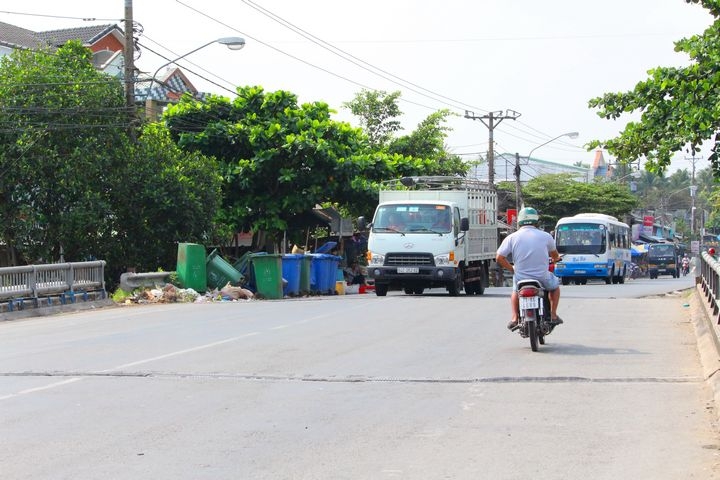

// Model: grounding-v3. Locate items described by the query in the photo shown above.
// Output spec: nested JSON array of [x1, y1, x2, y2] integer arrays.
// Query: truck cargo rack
[[382, 176, 492, 191]]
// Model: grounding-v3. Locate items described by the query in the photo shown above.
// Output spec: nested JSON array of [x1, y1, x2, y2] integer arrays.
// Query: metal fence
[[0, 261, 106, 310], [700, 252, 720, 321]]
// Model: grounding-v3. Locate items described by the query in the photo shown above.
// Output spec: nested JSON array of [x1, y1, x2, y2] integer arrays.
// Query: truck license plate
[[573, 270, 586, 274], [520, 297, 539, 309], [397, 267, 419, 273]]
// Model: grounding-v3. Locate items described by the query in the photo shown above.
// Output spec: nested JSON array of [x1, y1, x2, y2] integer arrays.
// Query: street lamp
[[145, 36, 246, 115], [526, 131, 579, 163], [613, 170, 641, 192], [515, 131, 579, 222]]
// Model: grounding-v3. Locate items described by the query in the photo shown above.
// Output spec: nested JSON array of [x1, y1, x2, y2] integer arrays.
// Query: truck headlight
[[434, 254, 451, 266], [368, 252, 385, 266]]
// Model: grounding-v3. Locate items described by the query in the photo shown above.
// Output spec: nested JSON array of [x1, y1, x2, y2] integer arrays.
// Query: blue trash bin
[[310, 254, 332, 294], [326, 255, 342, 294], [282, 254, 303, 296]]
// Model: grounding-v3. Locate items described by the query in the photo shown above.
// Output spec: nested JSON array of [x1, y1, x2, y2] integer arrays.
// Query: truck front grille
[[385, 253, 434, 266]]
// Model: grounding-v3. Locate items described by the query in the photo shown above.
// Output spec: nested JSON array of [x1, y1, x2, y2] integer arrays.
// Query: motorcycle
[[515, 279, 554, 351], [681, 259, 690, 276]]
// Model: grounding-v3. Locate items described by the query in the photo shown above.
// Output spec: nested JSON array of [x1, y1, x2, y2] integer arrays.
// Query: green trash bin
[[206, 249, 244, 290], [251, 253, 283, 299], [299, 255, 312, 294], [176, 243, 207, 292]]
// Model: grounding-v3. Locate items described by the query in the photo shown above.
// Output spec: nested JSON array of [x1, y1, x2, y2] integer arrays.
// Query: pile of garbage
[[119, 282, 255, 305]]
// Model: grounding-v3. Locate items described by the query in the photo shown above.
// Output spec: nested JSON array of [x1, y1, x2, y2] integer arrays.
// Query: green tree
[[588, 0, 720, 176], [522, 174, 638, 226], [0, 41, 127, 264], [343, 89, 402, 147], [388, 109, 467, 176], [344, 90, 468, 178], [166, 86, 378, 244], [105, 124, 223, 276], [0, 42, 222, 287], [164, 86, 469, 247]]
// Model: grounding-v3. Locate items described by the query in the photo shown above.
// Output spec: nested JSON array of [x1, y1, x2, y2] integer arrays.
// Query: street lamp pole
[[145, 37, 246, 118], [515, 131, 579, 224], [526, 131, 579, 165]]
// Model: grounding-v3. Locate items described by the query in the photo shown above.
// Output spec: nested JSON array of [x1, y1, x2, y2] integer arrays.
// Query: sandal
[[550, 316, 563, 326], [507, 319, 519, 331]]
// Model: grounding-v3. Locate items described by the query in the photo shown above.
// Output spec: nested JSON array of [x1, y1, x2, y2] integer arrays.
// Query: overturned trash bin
[[206, 249, 244, 290], [251, 253, 283, 299], [176, 243, 207, 292]]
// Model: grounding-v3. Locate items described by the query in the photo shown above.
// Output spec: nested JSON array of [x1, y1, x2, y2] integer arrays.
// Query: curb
[[0, 298, 117, 322], [690, 285, 720, 419]]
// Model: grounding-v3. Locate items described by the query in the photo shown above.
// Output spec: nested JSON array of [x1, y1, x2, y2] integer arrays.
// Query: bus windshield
[[555, 223, 606, 255]]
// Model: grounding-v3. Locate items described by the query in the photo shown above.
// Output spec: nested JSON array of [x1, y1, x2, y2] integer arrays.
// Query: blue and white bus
[[552, 213, 632, 285]]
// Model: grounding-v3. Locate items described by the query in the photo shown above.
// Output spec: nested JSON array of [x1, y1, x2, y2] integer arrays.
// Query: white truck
[[358, 176, 499, 296]]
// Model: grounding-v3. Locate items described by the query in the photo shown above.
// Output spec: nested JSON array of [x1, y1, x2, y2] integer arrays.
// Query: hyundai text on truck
[[358, 176, 499, 296]]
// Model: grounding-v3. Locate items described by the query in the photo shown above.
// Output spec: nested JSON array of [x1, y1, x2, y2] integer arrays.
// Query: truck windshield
[[648, 244, 676, 257], [373, 204, 452, 233], [555, 223, 606, 255]]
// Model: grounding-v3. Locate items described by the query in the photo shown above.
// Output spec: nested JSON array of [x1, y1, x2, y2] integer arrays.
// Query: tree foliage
[[0, 41, 128, 264], [588, 0, 720, 176], [522, 174, 638, 226], [0, 42, 222, 283], [343, 89, 402, 147], [164, 86, 468, 246]]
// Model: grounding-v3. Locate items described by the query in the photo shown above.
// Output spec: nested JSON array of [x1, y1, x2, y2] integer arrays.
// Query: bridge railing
[[700, 252, 720, 320], [0, 261, 106, 310]]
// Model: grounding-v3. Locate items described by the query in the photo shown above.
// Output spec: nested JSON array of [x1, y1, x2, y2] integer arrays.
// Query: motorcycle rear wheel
[[528, 320, 539, 351]]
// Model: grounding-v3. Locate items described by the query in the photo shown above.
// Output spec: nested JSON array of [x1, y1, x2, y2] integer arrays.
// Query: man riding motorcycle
[[496, 207, 563, 331], [681, 254, 690, 276]]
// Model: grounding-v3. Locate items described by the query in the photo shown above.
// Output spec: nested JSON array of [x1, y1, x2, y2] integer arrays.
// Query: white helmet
[[517, 207, 539, 226]]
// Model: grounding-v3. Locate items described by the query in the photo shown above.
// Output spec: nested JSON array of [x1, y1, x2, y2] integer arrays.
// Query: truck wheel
[[561, 278, 570, 286], [404, 288, 414, 295], [448, 277, 462, 296], [375, 284, 388, 296]]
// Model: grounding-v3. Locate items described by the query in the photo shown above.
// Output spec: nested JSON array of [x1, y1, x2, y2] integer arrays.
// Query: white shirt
[[497, 226, 556, 280]]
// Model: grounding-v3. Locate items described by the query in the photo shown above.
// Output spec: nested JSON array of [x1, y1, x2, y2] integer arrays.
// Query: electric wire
[[240, 0, 486, 114], [175, 0, 589, 154]]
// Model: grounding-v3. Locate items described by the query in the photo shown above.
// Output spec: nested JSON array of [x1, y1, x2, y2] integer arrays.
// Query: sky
[[0, 0, 715, 175]]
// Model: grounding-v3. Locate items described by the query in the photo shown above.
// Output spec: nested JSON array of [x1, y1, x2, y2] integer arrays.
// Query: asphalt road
[[1, 274, 719, 479]]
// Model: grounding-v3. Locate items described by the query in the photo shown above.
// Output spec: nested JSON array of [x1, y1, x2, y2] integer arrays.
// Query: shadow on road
[[532, 343, 647, 356]]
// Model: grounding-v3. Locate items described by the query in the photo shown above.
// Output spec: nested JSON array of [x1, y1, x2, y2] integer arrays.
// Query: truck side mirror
[[460, 217, 469, 232], [357, 216, 367, 231]]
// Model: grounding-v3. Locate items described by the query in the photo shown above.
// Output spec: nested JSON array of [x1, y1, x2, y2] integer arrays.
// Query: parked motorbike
[[515, 279, 555, 351]]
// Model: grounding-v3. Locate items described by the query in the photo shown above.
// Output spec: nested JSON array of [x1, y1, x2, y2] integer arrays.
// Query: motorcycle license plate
[[520, 297, 540, 309]]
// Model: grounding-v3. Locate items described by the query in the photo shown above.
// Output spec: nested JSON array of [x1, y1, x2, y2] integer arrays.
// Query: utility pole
[[465, 109, 521, 185], [124, 0, 136, 138], [686, 153, 702, 240], [514, 152, 522, 219]]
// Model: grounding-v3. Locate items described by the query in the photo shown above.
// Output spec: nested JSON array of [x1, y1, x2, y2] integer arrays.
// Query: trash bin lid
[[315, 241, 337, 254]]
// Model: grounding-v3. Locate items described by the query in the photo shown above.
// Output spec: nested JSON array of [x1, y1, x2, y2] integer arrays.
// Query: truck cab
[[647, 243, 680, 279]]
